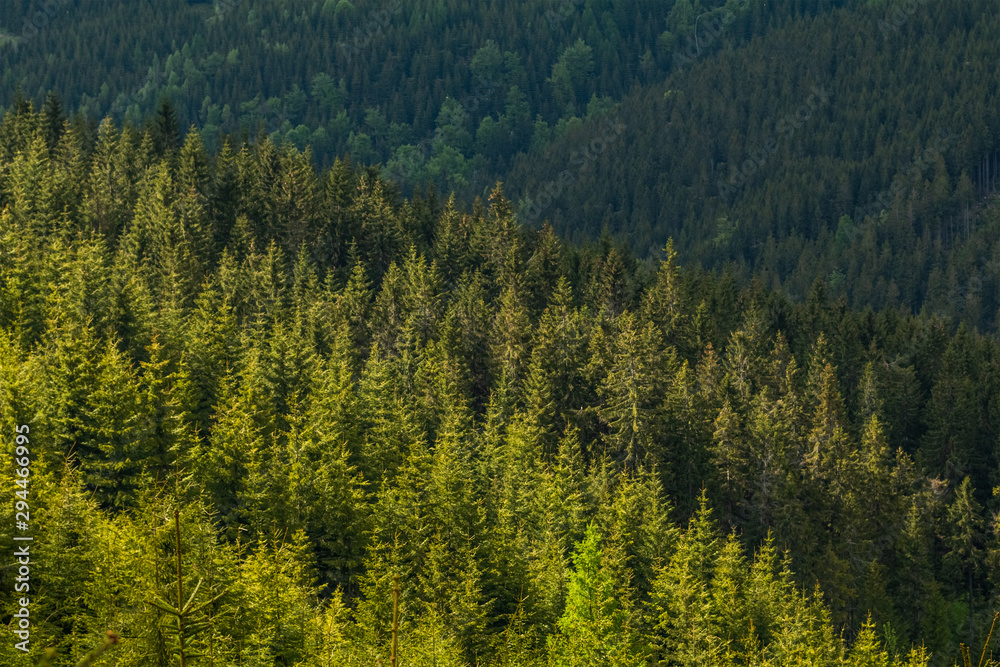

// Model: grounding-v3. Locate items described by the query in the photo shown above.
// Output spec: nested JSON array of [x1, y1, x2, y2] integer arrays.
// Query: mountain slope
[[504, 0, 1000, 330]]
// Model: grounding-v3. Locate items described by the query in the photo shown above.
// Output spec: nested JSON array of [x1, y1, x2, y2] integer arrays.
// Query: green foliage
[[548, 524, 646, 666], [503, 0, 1000, 334], [146, 510, 228, 667], [0, 112, 996, 666]]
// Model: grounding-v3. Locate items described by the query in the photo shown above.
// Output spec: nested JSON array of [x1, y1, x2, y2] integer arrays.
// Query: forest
[[501, 0, 1000, 332], [4, 0, 1000, 665], [5, 0, 999, 333], [2, 98, 1000, 665]]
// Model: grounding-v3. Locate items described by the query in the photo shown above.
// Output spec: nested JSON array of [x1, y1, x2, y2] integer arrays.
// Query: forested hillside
[[5, 0, 998, 330], [1, 0, 738, 186], [1, 0, 859, 198], [505, 0, 1000, 332], [3, 102, 1000, 665]]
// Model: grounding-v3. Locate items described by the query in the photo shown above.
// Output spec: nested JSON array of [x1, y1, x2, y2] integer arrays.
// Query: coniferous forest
[[2, 101, 1000, 666], [3, 0, 1000, 666], [3, 0, 1000, 333]]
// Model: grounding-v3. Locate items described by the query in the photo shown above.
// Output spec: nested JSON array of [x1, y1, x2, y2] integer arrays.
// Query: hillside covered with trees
[[2, 0, 763, 188], [504, 0, 1000, 333], [2, 102, 1000, 665], [4, 0, 999, 332]]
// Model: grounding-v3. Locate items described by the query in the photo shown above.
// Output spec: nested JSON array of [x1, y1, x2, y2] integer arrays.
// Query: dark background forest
[[3, 0, 999, 333]]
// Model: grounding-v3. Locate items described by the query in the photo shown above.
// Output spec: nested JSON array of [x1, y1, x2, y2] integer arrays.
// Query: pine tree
[[135, 336, 197, 487], [275, 145, 321, 254], [357, 343, 422, 481], [229, 530, 322, 665], [711, 399, 749, 522], [641, 239, 694, 358], [549, 524, 647, 667], [281, 372, 369, 598], [10, 129, 58, 237], [919, 337, 982, 487], [83, 118, 128, 239], [645, 493, 724, 666], [473, 184, 523, 290], [522, 277, 591, 458], [524, 223, 564, 315], [175, 128, 215, 267], [599, 467, 677, 604], [598, 313, 671, 469], [208, 138, 239, 250], [944, 477, 985, 649], [331, 257, 373, 357], [439, 269, 493, 404], [490, 278, 532, 388], [433, 195, 474, 289], [41, 91, 64, 150], [193, 353, 275, 540], [152, 97, 180, 156]]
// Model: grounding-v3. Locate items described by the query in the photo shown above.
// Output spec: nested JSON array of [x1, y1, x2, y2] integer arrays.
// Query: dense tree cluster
[[504, 0, 1000, 333], [0, 0, 731, 187], [2, 105, 1000, 665], [1, 0, 864, 199], [5, 0, 998, 331]]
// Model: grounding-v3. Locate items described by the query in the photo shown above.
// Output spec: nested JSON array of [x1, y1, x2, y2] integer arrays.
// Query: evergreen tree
[[549, 525, 647, 667], [152, 97, 180, 156]]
